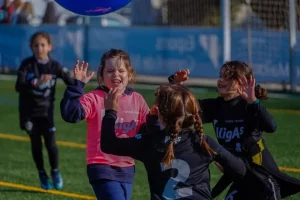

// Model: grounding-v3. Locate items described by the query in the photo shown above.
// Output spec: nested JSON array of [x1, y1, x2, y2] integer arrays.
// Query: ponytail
[[162, 118, 183, 167], [255, 84, 269, 100], [194, 113, 216, 155]]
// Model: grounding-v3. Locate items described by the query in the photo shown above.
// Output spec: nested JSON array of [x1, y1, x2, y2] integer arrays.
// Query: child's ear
[[128, 73, 133, 83]]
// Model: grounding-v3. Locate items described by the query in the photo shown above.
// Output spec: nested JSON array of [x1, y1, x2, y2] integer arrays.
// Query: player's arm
[[138, 105, 163, 136], [55, 62, 74, 85], [246, 101, 277, 133], [60, 61, 94, 123], [60, 79, 87, 123], [139, 112, 162, 136], [15, 61, 38, 92], [101, 109, 150, 160], [167, 69, 190, 84], [206, 136, 246, 180], [168, 69, 217, 123]]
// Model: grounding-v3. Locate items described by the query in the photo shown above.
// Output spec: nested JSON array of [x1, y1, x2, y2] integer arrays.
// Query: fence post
[[289, 0, 297, 92], [245, 0, 252, 66], [221, 0, 231, 63], [83, 17, 90, 64]]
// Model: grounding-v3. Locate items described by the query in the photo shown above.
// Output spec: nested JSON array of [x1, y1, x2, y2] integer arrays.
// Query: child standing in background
[[60, 49, 149, 200], [15, 31, 74, 190]]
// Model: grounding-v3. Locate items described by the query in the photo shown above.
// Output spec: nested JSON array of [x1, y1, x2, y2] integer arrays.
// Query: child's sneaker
[[51, 169, 63, 190], [38, 170, 52, 190]]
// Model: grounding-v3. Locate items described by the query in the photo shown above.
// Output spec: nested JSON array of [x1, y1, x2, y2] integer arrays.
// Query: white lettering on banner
[[154, 34, 220, 70], [254, 62, 289, 77], [198, 34, 219, 69], [253, 62, 300, 79], [155, 35, 195, 53], [131, 54, 196, 72]]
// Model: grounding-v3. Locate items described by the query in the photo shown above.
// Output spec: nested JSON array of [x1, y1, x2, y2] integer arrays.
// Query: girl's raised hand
[[73, 60, 94, 83], [149, 105, 158, 116], [174, 69, 190, 84], [237, 75, 257, 104]]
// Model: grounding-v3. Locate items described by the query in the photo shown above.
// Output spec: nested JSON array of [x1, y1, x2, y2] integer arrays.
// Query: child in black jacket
[[101, 84, 246, 200], [15, 31, 73, 190]]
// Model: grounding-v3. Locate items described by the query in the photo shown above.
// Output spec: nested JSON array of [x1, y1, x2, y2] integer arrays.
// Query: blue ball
[[54, 0, 131, 16]]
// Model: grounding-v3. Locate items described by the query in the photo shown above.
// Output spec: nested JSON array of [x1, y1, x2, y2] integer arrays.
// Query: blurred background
[[0, 0, 299, 92]]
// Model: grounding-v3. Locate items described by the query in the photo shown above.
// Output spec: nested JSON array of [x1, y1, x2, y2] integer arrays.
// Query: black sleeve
[[199, 99, 217, 124], [15, 61, 36, 92], [168, 74, 176, 84], [101, 110, 151, 161], [138, 114, 162, 136], [60, 79, 86, 123], [206, 136, 246, 180], [168, 74, 218, 124], [211, 175, 233, 198], [246, 101, 277, 133], [55, 63, 74, 85]]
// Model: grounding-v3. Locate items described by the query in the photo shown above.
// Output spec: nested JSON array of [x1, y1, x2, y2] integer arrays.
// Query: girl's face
[[102, 57, 131, 92], [31, 36, 52, 61], [217, 68, 239, 97]]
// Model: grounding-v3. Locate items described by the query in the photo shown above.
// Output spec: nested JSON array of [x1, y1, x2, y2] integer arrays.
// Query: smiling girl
[[169, 61, 300, 200], [60, 49, 149, 200]]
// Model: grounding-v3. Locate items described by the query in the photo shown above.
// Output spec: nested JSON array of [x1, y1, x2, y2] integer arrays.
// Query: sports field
[[0, 79, 300, 200]]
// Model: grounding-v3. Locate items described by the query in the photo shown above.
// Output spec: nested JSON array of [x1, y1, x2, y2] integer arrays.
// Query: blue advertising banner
[[0, 25, 299, 84], [0, 25, 85, 70]]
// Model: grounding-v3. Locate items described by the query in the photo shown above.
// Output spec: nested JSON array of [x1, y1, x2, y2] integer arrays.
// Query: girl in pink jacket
[[60, 49, 149, 200]]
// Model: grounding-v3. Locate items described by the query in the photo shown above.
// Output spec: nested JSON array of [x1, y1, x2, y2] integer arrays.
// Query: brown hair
[[155, 84, 216, 167], [221, 61, 268, 100], [12, 0, 23, 9], [97, 49, 135, 85], [30, 31, 52, 49], [22, 2, 34, 18]]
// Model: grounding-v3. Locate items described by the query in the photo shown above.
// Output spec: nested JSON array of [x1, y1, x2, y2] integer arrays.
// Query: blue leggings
[[91, 179, 132, 200]]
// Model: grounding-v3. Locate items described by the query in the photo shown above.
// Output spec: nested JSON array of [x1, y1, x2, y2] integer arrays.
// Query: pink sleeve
[[79, 93, 94, 119], [138, 95, 150, 124]]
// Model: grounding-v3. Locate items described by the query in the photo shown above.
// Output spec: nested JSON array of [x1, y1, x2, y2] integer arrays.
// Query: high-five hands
[[73, 60, 95, 83]]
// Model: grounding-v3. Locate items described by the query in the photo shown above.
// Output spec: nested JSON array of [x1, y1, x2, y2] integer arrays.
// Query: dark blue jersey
[[101, 110, 246, 200], [168, 75, 300, 198], [199, 96, 277, 158], [200, 96, 300, 198], [15, 56, 73, 129]]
